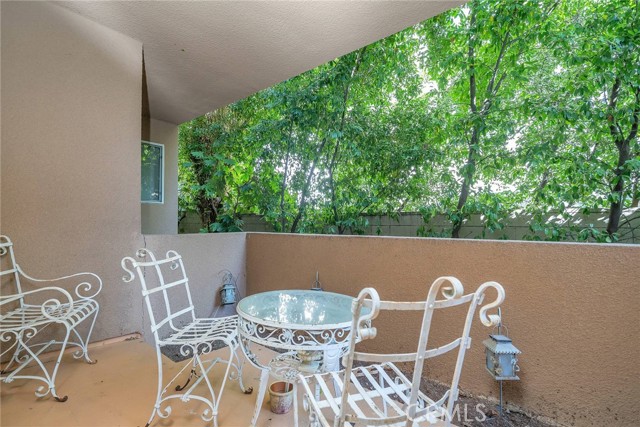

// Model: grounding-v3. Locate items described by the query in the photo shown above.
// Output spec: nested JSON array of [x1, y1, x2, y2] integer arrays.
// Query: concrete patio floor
[[0, 338, 300, 427]]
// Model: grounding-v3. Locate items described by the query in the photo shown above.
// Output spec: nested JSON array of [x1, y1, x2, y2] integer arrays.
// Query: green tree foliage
[[179, 0, 639, 242]]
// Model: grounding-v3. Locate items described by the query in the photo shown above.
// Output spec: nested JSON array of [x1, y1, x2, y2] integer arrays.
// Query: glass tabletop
[[237, 290, 356, 328]]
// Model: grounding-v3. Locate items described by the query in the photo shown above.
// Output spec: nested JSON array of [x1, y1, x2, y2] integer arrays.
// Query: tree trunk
[[452, 132, 478, 238], [279, 125, 294, 232], [452, 10, 479, 239], [290, 138, 327, 233], [606, 143, 630, 236], [450, 8, 512, 238], [606, 81, 639, 237], [327, 47, 367, 233]]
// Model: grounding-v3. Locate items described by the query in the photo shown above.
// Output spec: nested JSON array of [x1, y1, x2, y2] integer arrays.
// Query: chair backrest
[[0, 235, 25, 302], [341, 276, 504, 426], [121, 248, 197, 342]]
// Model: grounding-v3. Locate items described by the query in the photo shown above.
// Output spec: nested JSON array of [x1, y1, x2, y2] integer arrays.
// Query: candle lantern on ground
[[483, 334, 521, 380], [482, 307, 521, 414]]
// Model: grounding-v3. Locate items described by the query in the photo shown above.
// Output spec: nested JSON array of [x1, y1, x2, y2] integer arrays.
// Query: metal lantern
[[483, 334, 521, 380], [310, 271, 323, 291], [219, 272, 237, 305]]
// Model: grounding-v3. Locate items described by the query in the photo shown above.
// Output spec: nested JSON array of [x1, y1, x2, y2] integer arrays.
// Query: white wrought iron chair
[[0, 235, 102, 402], [299, 276, 505, 426], [121, 248, 251, 427]]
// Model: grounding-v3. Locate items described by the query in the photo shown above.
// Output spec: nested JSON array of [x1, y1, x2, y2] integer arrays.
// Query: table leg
[[323, 348, 342, 398], [293, 382, 299, 427], [250, 368, 270, 427]]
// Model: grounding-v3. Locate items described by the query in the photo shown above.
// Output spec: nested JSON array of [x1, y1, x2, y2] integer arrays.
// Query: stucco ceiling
[[57, 1, 465, 125]]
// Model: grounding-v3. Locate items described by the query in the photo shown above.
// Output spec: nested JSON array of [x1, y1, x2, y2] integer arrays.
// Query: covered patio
[[1, 1, 638, 427], [1, 339, 292, 427]]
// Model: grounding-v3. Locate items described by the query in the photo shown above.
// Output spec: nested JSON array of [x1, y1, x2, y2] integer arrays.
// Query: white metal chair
[[299, 276, 505, 426], [121, 248, 251, 427], [0, 235, 102, 402]]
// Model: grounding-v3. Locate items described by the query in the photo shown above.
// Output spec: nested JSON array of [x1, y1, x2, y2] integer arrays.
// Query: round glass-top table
[[237, 289, 355, 335], [237, 290, 363, 427], [237, 290, 359, 367], [237, 289, 363, 367]]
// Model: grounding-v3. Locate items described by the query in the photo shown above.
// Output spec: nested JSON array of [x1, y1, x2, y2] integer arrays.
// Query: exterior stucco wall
[[141, 119, 179, 235], [245, 233, 640, 427], [1, 1, 144, 341]]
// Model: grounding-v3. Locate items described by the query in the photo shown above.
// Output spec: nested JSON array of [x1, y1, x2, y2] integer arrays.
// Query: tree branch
[[608, 77, 622, 144], [468, 10, 478, 115], [624, 86, 640, 144], [485, 30, 511, 102]]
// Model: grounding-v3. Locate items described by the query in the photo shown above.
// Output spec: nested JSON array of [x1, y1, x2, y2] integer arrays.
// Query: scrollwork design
[[238, 316, 353, 351], [200, 407, 214, 423], [122, 248, 154, 283], [354, 288, 380, 341], [16, 265, 102, 300], [268, 352, 302, 382], [0, 330, 20, 359], [34, 384, 50, 398], [166, 250, 181, 271], [304, 394, 322, 427], [475, 281, 505, 327], [429, 276, 465, 303], [40, 296, 73, 321], [136, 248, 151, 260], [121, 257, 137, 283], [158, 404, 172, 419], [0, 235, 11, 255], [179, 343, 195, 358]]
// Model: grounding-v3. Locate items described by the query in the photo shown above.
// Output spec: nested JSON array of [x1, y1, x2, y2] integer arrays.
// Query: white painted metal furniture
[[237, 290, 360, 427], [121, 248, 250, 427], [299, 276, 505, 426], [0, 235, 101, 402]]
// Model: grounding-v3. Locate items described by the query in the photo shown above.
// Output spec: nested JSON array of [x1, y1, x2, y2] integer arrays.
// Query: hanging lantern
[[219, 272, 237, 305], [483, 334, 521, 380]]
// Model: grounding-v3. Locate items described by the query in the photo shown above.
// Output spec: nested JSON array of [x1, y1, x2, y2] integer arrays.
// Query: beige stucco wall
[[1, 1, 144, 341], [246, 233, 640, 427], [141, 118, 179, 235]]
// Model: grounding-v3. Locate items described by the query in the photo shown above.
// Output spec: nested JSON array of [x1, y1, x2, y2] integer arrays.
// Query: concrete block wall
[[180, 210, 640, 243]]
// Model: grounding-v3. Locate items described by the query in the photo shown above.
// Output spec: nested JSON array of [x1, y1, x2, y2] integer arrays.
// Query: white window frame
[[141, 141, 164, 204]]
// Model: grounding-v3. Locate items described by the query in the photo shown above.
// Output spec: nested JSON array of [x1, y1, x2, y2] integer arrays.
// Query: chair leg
[[48, 327, 72, 402], [2, 325, 73, 402], [232, 342, 252, 394], [193, 353, 220, 427], [145, 348, 165, 427], [71, 306, 99, 364], [202, 342, 236, 427], [250, 368, 270, 427], [0, 343, 24, 375], [176, 356, 198, 391]]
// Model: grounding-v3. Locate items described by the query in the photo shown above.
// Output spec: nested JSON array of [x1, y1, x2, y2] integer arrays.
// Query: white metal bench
[[0, 235, 102, 402]]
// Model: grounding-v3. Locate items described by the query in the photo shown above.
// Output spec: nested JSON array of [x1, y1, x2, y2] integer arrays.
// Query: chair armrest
[[16, 264, 102, 300], [0, 287, 75, 321]]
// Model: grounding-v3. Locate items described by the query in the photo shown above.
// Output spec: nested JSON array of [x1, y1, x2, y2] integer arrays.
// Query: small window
[[141, 141, 164, 203]]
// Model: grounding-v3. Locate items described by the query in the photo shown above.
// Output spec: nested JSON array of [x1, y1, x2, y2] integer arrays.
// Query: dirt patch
[[421, 378, 555, 427]]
